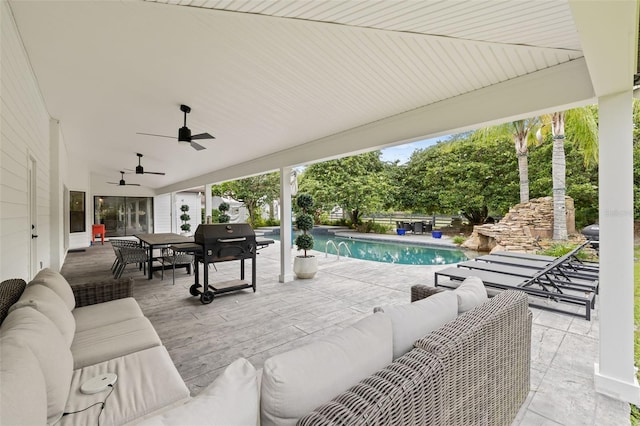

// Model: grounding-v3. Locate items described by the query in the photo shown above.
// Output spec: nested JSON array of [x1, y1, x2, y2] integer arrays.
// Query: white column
[[205, 184, 213, 224], [279, 167, 294, 283], [594, 90, 640, 405], [170, 192, 177, 233]]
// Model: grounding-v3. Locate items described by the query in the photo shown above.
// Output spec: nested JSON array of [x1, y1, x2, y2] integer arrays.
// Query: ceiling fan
[[137, 104, 215, 151], [126, 153, 165, 175], [107, 171, 140, 186]]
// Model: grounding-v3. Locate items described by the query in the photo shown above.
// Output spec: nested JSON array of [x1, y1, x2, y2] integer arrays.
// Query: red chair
[[92, 224, 105, 245]]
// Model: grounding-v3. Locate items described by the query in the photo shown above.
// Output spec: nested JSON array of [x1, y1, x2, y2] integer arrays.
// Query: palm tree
[[538, 106, 598, 240], [474, 119, 539, 203]]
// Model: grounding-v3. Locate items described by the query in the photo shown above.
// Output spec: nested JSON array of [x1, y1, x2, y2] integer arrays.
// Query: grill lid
[[194, 224, 256, 245]]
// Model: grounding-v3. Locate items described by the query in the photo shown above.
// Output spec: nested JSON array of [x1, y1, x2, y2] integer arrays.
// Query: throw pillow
[[453, 276, 488, 313], [374, 290, 458, 359], [29, 268, 75, 310], [10, 284, 76, 346], [0, 306, 73, 424], [260, 312, 393, 426], [136, 357, 260, 426]]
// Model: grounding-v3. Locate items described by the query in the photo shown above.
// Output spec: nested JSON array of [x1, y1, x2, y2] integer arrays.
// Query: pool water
[[273, 234, 467, 265]]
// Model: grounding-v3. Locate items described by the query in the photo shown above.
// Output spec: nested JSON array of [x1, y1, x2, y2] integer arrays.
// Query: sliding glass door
[[94, 196, 153, 237]]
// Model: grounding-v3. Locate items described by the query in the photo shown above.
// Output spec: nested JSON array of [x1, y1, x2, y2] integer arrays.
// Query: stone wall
[[462, 196, 576, 253]]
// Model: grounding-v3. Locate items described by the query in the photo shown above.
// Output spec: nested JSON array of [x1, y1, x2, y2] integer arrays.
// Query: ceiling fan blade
[[190, 132, 215, 140], [191, 141, 206, 151], [145, 171, 166, 175], [136, 132, 176, 139], [107, 182, 118, 185], [125, 183, 141, 186]]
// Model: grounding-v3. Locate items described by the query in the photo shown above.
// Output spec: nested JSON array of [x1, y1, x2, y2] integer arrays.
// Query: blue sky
[[379, 137, 443, 164]]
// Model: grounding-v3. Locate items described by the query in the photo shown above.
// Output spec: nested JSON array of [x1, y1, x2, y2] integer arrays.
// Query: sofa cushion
[[71, 316, 162, 369], [73, 297, 143, 332], [0, 278, 26, 325], [453, 276, 488, 313], [0, 335, 48, 425], [136, 358, 260, 426], [260, 312, 393, 426], [29, 268, 76, 310], [10, 283, 76, 346], [375, 290, 458, 359], [0, 306, 73, 424], [61, 346, 190, 426]]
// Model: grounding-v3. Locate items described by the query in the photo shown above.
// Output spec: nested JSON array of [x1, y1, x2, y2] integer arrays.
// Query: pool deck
[[60, 232, 630, 425]]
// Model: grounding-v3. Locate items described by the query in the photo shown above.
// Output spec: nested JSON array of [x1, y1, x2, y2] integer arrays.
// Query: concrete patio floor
[[61, 232, 630, 425]]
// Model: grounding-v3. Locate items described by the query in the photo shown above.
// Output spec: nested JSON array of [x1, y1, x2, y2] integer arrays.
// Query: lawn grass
[[632, 246, 640, 425]]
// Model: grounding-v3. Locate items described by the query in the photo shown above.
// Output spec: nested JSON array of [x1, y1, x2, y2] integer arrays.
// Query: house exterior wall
[[1, 1, 52, 280], [154, 193, 172, 233]]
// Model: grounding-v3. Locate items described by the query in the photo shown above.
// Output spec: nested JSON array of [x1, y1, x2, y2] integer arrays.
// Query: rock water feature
[[462, 196, 579, 253]]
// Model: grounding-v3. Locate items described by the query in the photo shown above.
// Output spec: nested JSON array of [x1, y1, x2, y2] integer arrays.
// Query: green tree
[[538, 106, 598, 239], [211, 172, 280, 227], [299, 151, 390, 225], [402, 136, 519, 224], [473, 119, 540, 204]]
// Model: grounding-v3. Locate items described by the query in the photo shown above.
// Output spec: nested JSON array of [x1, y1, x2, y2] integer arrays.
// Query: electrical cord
[[58, 384, 115, 426]]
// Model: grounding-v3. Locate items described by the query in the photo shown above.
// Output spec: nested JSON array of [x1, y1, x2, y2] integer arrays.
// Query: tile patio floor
[[61, 231, 630, 425]]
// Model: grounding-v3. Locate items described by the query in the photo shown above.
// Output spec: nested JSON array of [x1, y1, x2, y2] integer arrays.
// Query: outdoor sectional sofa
[[0, 270, 532, 426]]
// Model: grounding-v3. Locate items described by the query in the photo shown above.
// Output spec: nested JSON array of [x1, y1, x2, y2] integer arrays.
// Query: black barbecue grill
[[172, 224, 263, 304]]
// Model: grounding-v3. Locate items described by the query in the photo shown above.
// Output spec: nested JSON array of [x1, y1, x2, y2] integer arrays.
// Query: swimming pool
[[272, 233, 467, 265]]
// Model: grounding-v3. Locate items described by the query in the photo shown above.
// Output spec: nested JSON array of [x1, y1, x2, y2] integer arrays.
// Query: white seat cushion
[[11, 284, 76, 346], [28, 268, 76, 310], [453, 276, 488, 313], [73, 297, 143, 332], [0, 335, 48, 426], [136, 358, 260, 426], [0, 306, 73, 424], [260, 312, 393, 426], [61, 346, 190, 426], [375, 290, 458, 359], [71, 317, 161, 369]]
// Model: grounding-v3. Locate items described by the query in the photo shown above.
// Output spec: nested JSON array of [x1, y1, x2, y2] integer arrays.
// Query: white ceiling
[[7, 0, 638, 193]]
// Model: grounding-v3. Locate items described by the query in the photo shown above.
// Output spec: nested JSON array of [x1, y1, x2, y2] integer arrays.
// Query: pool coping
[[259, 225, 465, 251]]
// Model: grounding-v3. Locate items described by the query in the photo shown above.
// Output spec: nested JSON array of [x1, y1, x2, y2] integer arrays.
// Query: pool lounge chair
[[457, 259, 599, 286], [435, 267, 596, 320]]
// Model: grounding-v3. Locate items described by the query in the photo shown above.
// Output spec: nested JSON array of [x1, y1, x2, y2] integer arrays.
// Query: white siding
[[153, 193, 172, 233], [1, 1, 52, 280]]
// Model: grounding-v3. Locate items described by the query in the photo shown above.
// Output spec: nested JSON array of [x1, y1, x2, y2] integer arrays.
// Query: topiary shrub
[[218, 202, 230, 223], [295, 193, 315, 257], [180, 205, 191, 232]]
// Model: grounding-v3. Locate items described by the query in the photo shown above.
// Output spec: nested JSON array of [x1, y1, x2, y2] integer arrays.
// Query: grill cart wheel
[[189, 284, 201, 296], [200, 290, 215, 304]]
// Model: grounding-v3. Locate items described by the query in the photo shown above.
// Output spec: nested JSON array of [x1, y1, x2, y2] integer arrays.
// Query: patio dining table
[[134, 233, 194, 280]]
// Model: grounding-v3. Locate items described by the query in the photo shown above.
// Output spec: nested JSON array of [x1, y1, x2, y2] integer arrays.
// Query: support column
[[170, 192, 177, 233], [595, 90, 640, 405], [205, 184, 213, 223], [279, 167, 294, 283]]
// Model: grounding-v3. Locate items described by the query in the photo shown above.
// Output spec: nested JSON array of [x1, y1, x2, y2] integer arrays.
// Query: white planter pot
[[293, 256, 318, 279]]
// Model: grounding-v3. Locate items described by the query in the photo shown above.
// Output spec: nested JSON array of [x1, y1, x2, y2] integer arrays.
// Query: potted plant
[[180, 204, 191, 233], [218, 202, 230, 223], [293, 193, 317, 279]]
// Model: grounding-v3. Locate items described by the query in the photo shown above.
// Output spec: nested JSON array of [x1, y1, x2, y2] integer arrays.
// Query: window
[[94, 196, 153, 237], [70, 191, 85, 233]]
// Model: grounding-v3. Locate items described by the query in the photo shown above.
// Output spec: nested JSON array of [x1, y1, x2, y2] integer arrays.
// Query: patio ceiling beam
[[157, 58, 595, 194], [569, 0, 639, 97]]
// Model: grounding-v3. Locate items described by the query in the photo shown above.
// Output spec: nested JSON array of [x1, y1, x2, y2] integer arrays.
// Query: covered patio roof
[[8, 0, 631, 193], [5, 0, 640, 410]]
